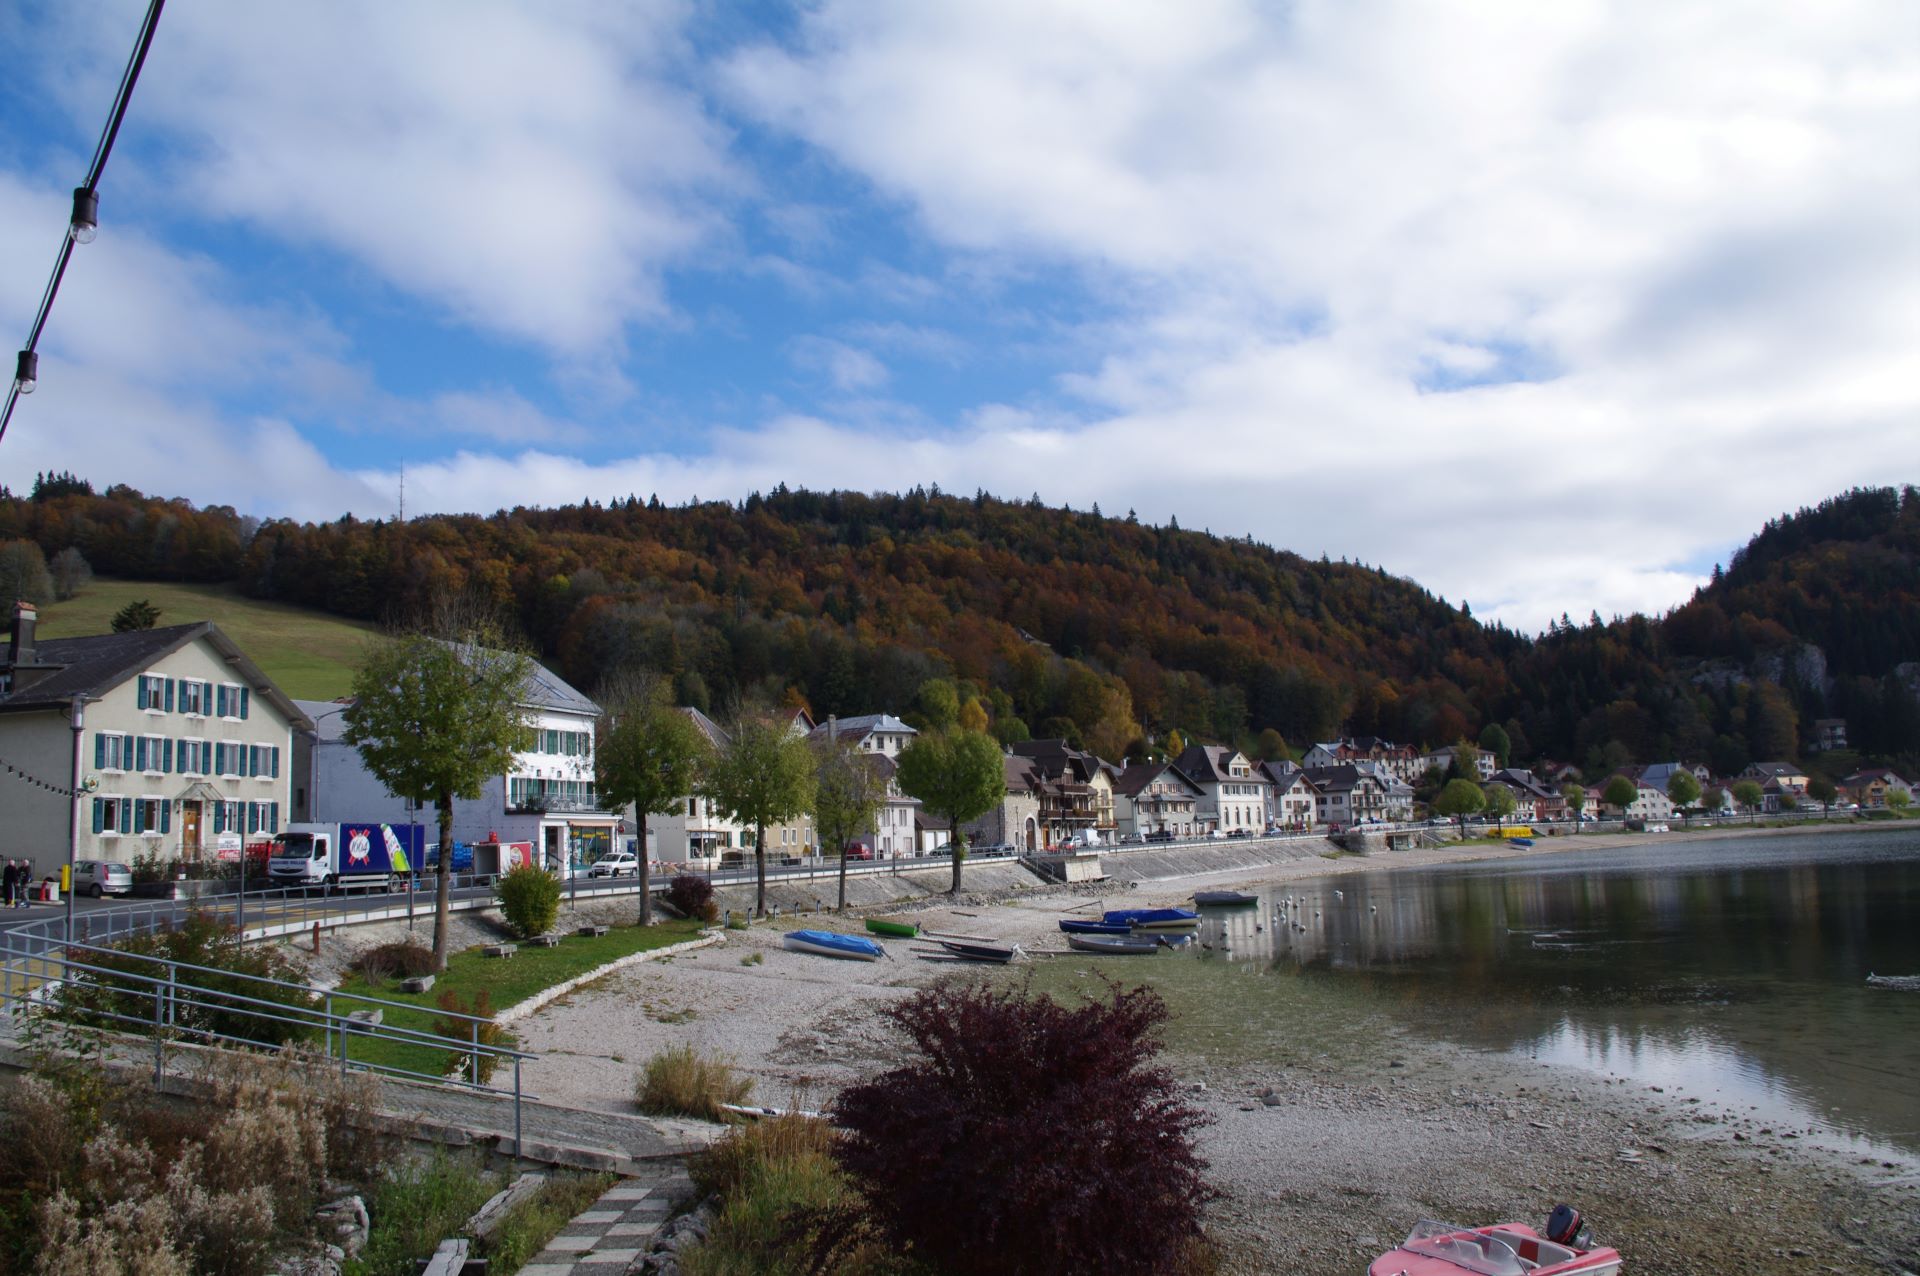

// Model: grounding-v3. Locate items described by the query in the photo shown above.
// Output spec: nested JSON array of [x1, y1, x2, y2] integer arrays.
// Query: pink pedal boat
[[1369, 1207, 1622, 1276]]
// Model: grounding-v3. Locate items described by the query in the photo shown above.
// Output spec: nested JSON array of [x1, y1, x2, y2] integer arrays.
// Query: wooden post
[[311, 920, 322, 953]]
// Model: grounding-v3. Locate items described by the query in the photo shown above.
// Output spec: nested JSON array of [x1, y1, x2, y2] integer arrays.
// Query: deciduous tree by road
[[702, 710, 815, 916], [896, 728, 1005, 894], [811, 727, 888, 911], [1434, 778, 1486, 833], [596, 673, 710, 925], [344, 612, 535, 971]]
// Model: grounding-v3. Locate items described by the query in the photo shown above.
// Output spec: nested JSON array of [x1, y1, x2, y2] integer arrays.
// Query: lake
[[1189, 828, 1920, 1162]]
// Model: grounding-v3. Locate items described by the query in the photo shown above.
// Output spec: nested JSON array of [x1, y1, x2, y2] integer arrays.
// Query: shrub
[[833, 979, 1215, 1276], [494, 864, 562, 939], [350, 1154, 500, 1276], [478, 1172, 616, 1272], [347, 940, 438, 983], [129, 849, 174, 885], [681, 1119, 895, 1276], [690, 1113, 837, 1200], [54, 911, 321, 1047], [634, 1044, 753, 1120], [433, 989, 508, 1084], [665, 873, 715, 920]]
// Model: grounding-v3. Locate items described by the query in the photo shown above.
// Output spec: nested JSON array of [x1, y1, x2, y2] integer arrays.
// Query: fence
[[0, 928, 537, 1153]]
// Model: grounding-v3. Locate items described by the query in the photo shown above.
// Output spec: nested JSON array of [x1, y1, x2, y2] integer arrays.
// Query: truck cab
[[267, 828, 331, 887]]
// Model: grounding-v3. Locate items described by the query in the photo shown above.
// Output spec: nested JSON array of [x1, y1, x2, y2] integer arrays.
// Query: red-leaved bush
[[832, 978, 1214, 1275], [665, 873, 717, 921]]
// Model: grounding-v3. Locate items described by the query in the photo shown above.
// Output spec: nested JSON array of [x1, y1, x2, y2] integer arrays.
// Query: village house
[[1598, 771, 1675, 822], [1840, 767, 1911, 809], [1, 604, 305, 871], [645, 707, 815, 865], [1259, 760, 1320, 829], [1175, 744, 1273, 834], [294, 655, 621, 870], [1418, 745, 1497, 781], [1488, 768, 1568, 821], [1011, 740, 1115, 845], [1111, 758, 1205, 839], [1301, 763, 1390, 828], [1742, 761, 1810, 813], [808, 714, 920, 858], [1302, 736, 1426, 784], [963, 753, 1043, 851]]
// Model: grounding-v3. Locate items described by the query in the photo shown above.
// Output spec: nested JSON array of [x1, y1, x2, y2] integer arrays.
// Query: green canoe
[[865, 917, 919, 939]]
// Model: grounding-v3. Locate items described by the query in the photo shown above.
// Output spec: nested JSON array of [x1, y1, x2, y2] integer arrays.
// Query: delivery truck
[[267, 822, 423, 892]]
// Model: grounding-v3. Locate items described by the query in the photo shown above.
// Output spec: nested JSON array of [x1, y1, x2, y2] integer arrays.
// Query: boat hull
[[865, 918, 919, 938], [1368, 1222, 1622, 1276], [1194, 891, 1259, 906], [1103, 907, 1200, 928], [1059, 918, 1132, 935], [938, 939, 1020, 963], [1067, 933, 1160, 955], [783, 930, 885, 961]]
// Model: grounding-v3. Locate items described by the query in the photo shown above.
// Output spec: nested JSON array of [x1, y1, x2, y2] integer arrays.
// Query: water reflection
[[1194, 831, 1920, 1159]]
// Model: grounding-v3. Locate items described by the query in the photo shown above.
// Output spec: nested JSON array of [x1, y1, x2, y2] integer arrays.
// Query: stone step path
[[517, 1171, 694, 1275]]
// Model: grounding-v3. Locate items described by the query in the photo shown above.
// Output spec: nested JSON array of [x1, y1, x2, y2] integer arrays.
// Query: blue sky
[[1, 1, 1915, 633]]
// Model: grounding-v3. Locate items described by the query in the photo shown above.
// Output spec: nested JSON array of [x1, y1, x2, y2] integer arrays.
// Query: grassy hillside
[[35, 578, 372, 700]]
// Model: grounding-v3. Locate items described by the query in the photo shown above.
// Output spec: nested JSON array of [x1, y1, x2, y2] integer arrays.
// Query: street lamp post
[[65, 696, 86, 944]]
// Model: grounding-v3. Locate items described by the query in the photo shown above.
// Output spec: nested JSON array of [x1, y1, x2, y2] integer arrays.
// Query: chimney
[[6, 602, 35, 669]]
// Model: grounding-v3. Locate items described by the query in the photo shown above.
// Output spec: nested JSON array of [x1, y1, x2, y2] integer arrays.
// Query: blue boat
[[782, 929, 885, 962], [1060, 918, 1133, 935], [1102, 907, 1200, 931], [1508, 837, 1535, 847]]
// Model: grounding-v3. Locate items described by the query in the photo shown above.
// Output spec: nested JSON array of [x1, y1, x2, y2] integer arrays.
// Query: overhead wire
[[0, 0, 168, 451]]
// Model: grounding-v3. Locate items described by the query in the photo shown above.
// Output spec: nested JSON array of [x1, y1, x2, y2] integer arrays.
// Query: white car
[[587, 851, 639, 878]]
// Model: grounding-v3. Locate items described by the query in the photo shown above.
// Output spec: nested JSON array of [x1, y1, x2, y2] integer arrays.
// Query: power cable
[[0, 0, 168, 450]]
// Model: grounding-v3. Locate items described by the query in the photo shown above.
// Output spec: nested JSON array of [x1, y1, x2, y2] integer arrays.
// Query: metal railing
[[0, 930, 537, 1153]]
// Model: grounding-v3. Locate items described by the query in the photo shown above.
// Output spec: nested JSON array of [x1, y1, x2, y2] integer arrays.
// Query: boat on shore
[[1059, 918, 1133, 935], [1369, 1209, 1621, 1276], [864, 917, 919, 938], [1867, 972, 1920, 991], [1066, 933, 1160, 955], [1103, 907, 1201, 933], [936, 938, 1021, 963], [783, 930, 886, 961], [1194, 890, 1259, 907]]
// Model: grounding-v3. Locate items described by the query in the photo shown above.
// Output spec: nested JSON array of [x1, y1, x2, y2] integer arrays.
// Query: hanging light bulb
[[14, 351, 36, 395], [70, 187, 98, 244]]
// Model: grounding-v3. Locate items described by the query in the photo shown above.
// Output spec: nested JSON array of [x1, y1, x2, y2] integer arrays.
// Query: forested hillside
[[3, 474, 1914, 776]]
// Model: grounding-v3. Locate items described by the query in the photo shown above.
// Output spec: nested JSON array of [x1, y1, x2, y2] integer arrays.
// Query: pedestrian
[[1, 859, 15, 907], [19, 861, 33, 906]]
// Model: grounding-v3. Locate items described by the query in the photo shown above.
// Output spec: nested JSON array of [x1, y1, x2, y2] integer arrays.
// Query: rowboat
[[1059, 918, 1132, 935], [1193, 890, 1259, 907], [782, 929, 885, 961], [1066, 933, 1160, 955], [937, 938, 1021, 963], [864, 917, 919, 938], [1369, 1210, 1621, 1276], [1103, 907, 1200, 933]]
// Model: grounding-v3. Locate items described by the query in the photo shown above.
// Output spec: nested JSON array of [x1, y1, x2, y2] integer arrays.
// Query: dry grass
[[634, 1044, 754, 1121]]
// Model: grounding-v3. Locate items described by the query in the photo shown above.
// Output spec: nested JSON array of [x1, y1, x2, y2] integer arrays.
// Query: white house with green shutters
[[0, 603, 307, 870]]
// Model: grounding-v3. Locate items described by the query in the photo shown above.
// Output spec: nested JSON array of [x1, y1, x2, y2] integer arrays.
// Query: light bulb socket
[[13, 350, 36, 395], [69, 187, 98, 244]]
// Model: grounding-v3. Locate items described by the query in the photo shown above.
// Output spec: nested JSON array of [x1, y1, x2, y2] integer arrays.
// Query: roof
[[522, 660, 598, 717], [806, 712, 917, 743], [681, 706, 729, 748], [1113, 760, 1204, 800], [1, 621, 310, 730], [1174, 744, 1270, 787]]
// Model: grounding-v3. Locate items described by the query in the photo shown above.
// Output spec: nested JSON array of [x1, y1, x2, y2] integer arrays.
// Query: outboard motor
[[1545, 1204, 1584, 1247]]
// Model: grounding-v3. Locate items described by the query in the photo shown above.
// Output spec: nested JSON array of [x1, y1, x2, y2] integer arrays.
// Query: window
[[134, 735, 170, 774], [176, 739, 209, 776], [137, 674, 170, 711], [178, 679, 211, 716], [247, 744, 280, 778], [213, 683, 251, 720], [214, 742, 244, 777], [94, 731, 133, 771]]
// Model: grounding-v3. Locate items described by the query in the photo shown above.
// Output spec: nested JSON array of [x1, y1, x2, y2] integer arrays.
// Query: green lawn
[[340, 917, 705, 1080], [35, 577, 375, 699]]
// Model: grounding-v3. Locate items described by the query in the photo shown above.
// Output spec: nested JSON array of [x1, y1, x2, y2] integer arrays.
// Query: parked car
[[1226, 828, 1253, 839], [843, 842, 874, 861], [1144, 829, 1175, 843], [973, 842, 1016, 858], [72, 859, 133, 898], [588, 850, 639, 878]]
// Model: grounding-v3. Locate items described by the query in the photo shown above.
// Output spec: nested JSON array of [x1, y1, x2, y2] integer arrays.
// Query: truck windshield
[[271, 835, 315, 859]]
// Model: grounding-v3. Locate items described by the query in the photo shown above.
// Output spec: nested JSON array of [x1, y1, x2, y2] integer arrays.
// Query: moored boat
[[1066, 932, 1160, 955], [1059, 918, 1132, 935], [1193, 890, 1259, 906], [937, 938, 1021, 963], [1103, 907, 1200, 932], [783, 929, 886, 961], [1369, 1209, 1621, 1276], [864, 917, 919, 938]]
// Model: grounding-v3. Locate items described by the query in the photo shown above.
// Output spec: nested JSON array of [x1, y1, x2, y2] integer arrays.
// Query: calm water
[[1051, 829, 1920, 1162]]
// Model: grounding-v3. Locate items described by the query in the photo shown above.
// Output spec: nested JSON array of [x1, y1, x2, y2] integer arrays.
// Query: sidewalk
[[516, 1173, 693, 1275]]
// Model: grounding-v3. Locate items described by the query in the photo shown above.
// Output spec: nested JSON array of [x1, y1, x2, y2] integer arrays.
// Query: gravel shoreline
[[354, 824, 1920, 1273]]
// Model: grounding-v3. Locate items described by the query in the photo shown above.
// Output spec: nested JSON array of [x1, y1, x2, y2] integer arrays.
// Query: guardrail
[[0, 929, 536, 1153]]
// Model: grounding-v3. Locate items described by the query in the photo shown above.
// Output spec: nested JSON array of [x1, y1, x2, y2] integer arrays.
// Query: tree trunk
[[949, 825, 964, 894], [754, 822, 767, 916], [433, 792, 454, 972], [638, 813, 652, 926], [836, 824, 849, 911]]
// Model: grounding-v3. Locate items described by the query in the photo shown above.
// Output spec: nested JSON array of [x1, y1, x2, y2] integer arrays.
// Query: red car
[[844, 843, 874, 861]]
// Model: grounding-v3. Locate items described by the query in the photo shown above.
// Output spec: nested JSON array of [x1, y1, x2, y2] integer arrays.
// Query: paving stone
[[575, 1210, 622, 1223], [606, 1221, 658, 1236], [601, 1185, 652, 1200], [547, 1234, 599, 1252]]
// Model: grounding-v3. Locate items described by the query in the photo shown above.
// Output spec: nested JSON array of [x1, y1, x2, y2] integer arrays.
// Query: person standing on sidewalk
[[2, 859, 17, 907]]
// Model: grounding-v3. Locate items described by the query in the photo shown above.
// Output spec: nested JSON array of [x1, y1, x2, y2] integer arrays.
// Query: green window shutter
[[136, 680, 148, 711], [271, 747, 280, 778], [92, 798, 104, 834], [118, 802, 132, 834], [94, 733, 105, 769], [240, 687, 249, 720], [213, 803, 225, 835], [268, 803, 278, 834], [161, 804, 171, 835], [134, 738, 147, 772], [133, 801, 145, 834], [165, 678, 174, 712], [217, 685, 228, 717], [163, 739, 173, 773]]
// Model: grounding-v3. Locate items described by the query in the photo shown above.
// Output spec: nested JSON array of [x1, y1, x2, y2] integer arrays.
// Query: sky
[[0, 1, 1915, 634]]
